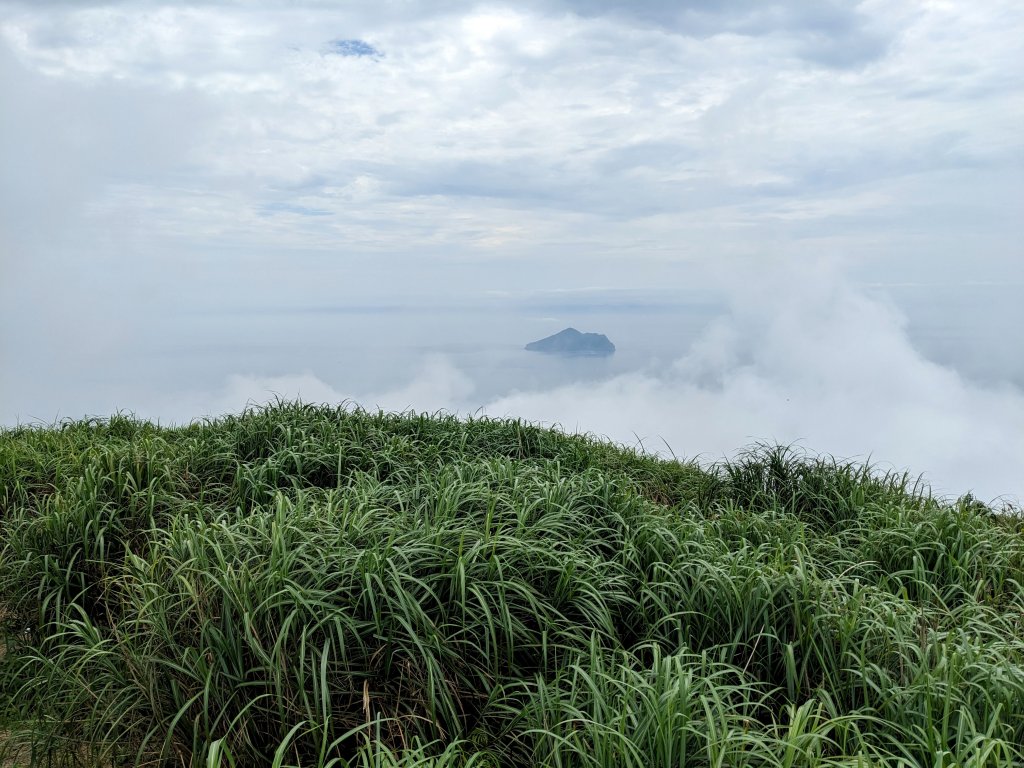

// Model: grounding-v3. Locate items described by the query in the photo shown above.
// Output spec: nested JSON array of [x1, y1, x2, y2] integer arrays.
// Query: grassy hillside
[[1, 402, 1022, 767]]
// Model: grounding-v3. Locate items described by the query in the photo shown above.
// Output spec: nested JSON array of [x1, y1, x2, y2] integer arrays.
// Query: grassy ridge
[[0, 402, 1022, 767]]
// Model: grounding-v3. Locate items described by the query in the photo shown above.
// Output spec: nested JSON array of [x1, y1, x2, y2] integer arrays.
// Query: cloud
[[0, 0, 892, 69], [480, 269, 1024, 504], [2, 0, 1019, 285], [260, 202, 334, 217], [172, 355, 476, 427], [543, 0, 892, 67], [182, 267, 1024, 504], [0, 39, 215, 417]]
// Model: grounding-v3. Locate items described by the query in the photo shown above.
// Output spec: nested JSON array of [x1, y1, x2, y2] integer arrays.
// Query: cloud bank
[[203, 267, 1024, 505], [2, 0, 1021, 294]]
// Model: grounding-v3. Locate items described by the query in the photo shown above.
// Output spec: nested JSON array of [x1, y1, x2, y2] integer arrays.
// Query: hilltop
[[1, 403, 1022, 767]]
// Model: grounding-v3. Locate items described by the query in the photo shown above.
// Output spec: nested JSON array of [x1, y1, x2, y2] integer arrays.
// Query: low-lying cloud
[[198, 269, 1024, 505]]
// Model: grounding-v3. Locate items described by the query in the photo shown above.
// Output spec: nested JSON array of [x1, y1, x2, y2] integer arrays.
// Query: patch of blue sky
[[322, 39, 382, 58]]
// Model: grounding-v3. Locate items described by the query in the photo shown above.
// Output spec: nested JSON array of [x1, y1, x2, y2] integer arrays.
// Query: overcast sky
[[1, 0, 1022, 500]]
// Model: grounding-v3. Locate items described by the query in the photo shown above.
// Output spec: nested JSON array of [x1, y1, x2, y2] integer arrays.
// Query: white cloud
[[481, 268, 1024, 503], [176, 267, 1024, 504], [2, 0, 1020, 281], [192, 356, 477, 419]]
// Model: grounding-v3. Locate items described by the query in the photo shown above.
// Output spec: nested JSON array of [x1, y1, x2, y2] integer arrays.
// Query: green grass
[[0, 401, 1022, 767]]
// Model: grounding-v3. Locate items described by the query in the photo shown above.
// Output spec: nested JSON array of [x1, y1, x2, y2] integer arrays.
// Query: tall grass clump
[[1, 402, 1022, 767]]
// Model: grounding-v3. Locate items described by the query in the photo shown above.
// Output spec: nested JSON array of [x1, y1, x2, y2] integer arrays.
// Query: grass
[[0, 401, 1021, 767]]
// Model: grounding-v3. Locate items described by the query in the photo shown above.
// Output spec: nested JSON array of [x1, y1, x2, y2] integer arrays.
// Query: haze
[[1, 0, 1022, 502]]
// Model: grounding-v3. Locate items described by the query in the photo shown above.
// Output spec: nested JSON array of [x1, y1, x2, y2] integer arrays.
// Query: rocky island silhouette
[[525, 327, 615, 356]]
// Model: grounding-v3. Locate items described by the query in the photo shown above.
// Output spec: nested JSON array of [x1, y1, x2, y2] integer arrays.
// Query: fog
[[2, 260, 1022, 502], [34, 263, 1010, 505]]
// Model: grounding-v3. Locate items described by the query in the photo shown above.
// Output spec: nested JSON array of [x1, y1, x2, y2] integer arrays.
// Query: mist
[[132, 264, 1024, 505]]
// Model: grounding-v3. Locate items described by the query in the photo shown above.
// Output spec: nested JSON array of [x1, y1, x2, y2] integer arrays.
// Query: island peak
[[525, 327, 615, 356]]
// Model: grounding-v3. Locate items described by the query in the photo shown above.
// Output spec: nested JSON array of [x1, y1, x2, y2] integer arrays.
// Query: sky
[[1, 0, 1022, 502]]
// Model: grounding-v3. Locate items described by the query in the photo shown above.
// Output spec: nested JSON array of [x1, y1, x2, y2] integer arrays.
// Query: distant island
[[525, 327, 615, 356]]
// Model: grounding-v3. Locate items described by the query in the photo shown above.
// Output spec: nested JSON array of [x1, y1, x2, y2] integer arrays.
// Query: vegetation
[[1, 402, 1022, 767]]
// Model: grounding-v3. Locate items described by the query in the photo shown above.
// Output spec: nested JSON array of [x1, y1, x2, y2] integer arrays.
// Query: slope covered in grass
[[1, 402, 1022, 767]]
